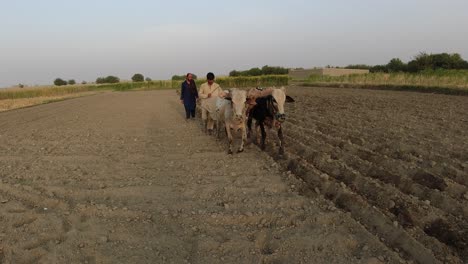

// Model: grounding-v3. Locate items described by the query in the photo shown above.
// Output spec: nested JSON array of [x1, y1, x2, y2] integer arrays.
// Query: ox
[[200, 89, 248, 154], [218, 89, 248, 154], [247, 87, 295, 155]]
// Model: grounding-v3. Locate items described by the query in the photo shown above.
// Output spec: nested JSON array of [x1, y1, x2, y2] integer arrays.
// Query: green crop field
[[302, 70, 468, 95]]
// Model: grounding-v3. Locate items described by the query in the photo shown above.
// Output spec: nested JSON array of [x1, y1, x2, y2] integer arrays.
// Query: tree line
[[345, 52, 468, 73], [54, 73, 151, 86], [53, 53, 467, 86], [229, 65, 289, 77]]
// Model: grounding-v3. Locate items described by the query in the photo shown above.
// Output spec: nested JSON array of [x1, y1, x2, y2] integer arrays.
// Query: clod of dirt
[[424, 219, 467, 249], [319, 173, 329, 181], [99, 236, 109, 243], [412, 170, 447, 191], [463, 192, 468, 201], [390, 206, 415, 228]]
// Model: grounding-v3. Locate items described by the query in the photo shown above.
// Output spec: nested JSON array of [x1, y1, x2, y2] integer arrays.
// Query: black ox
[[247, 88, 295, 155]]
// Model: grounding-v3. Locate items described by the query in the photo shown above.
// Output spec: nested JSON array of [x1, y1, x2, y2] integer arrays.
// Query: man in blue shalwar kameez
[[180, 73, 199, 119]]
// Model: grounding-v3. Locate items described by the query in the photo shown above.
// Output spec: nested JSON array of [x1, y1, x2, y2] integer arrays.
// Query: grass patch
[[0, 92, 102, 112], [0, 85, 105, 100]]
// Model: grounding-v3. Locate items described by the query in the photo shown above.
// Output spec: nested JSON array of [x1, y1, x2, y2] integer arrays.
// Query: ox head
[[225, 89, 247, 121], [270, 87, 295, 122]]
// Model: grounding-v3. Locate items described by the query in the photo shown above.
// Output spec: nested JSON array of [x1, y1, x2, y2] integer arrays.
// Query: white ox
[[201, 88, 248, 154]]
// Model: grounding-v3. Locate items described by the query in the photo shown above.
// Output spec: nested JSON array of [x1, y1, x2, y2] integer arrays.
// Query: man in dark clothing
[[180, 73, 199, 119]]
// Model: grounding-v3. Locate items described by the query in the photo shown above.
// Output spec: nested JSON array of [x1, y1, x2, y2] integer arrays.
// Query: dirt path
[[0, 90, 406, 263]]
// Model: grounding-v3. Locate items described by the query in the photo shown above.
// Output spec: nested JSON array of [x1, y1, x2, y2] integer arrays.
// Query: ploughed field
[[262, 86, 467, 263], [0, 87, 466, 263], [0, 90, 414, 264]]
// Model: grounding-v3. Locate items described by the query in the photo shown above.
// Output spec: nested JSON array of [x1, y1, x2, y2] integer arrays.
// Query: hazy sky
[[1, 0, 467, 87]]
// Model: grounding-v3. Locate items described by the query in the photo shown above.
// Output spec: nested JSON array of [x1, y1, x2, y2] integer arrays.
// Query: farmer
[[180, 73, 198, 119], [199, 72, 222, 133]]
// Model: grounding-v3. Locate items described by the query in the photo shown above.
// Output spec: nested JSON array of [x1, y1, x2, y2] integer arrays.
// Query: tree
[[81, 81, 87, 84], [246, 67, 262, 76], [369, 65, 388, 73], [96, 76, 120, 84], [54, 78, 68, 86], [450, 53, 468, 69], [407, 52, 432, 72], [229, 70, 240, 77], [386, 58, 407, 72], [432, 53, 452, 69], [172, 75, 185, 81], [261, 65, 274, 75], [68, 79, 76, 85], [145, 77, 152, 82], [131, 73, 144, 82], [106, 76, 120, 83]]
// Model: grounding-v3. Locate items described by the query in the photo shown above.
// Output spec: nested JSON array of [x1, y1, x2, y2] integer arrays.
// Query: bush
[[96, 76, 120, 84], [68, 79, 76, 85], [54, 78, 68, 86], [132, 73, 144, 82]]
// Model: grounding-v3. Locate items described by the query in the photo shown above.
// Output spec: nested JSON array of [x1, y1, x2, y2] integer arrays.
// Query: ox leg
[[216, 120, 220, 139], [207, 118, 214, 135], [278, 126, 285, 155], [247, 116, 252, 139], [226, 125, 233, 154], [260, 123, 266, 151], [255, 123, 261, 146], [238, 126, 247, 153]]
